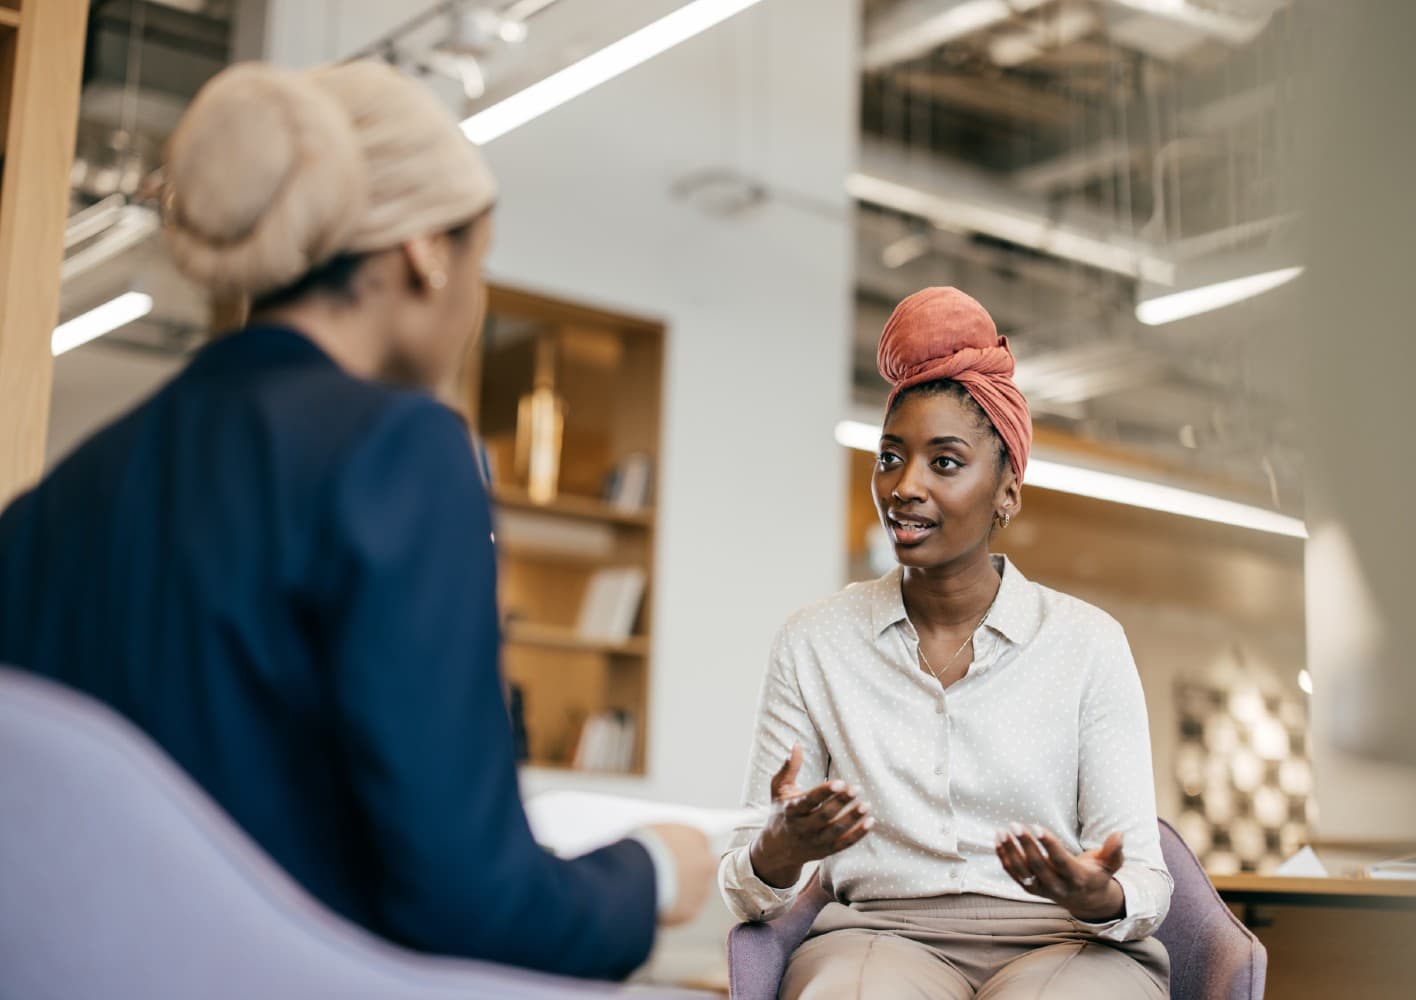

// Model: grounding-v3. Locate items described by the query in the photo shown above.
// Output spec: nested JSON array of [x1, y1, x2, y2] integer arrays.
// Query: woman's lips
[[888, 513, 937, 545]]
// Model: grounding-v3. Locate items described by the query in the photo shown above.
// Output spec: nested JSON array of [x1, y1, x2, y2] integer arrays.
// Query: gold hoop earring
[[427, 270, 448, 290], [997, 511, 1012, 529]]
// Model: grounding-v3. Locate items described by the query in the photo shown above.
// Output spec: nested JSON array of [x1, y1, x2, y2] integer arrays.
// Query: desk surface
[[1212, 873, 1416, 908]]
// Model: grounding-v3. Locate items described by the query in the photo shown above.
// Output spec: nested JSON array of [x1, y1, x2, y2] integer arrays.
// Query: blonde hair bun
[[163, 63, 367, 298]]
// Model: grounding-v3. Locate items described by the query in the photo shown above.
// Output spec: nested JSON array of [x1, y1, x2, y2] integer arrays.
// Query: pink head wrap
[[877, 287, 1032, 483]]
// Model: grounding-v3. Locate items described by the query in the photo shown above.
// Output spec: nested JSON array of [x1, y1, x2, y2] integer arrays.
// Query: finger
[[1015, 827, 1068, 898], [784, 780, 845, 816], [799, 785, 860, 826], [995, 830, 1036, 889], [1095, 832, 1126, 874], [770, 744, 803, 797], [833, 814, 876, 852], [1030, 825, 1084, 883], [824, 798, 870, 833]]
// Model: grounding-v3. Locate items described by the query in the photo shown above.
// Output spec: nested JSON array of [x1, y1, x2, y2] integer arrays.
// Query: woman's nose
[[892, 460, 927, 501]]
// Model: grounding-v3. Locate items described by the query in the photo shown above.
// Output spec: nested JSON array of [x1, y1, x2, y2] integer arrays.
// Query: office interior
[[1, 1, 1413, 998]]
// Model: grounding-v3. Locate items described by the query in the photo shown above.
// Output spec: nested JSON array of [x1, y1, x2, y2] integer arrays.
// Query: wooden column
[[0, 0, 91, 506]]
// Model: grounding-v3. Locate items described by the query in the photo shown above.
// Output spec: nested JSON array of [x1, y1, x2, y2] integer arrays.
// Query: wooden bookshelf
[[492, 484, 654, 527], [0, 0, 90, 507], [505, 622, 651, 658], [468, 284, 664, 776]]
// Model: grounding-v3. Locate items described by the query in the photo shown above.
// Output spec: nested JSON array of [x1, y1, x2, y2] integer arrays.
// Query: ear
[[995, 464, 1022, 522], [399, 234, 451, 294]]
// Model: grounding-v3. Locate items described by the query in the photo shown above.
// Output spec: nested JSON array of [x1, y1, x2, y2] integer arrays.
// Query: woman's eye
[[933, 456, 960, 471], [877, 451, 899, 467]]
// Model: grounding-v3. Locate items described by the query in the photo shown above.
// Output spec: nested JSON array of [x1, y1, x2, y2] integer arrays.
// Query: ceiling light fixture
[[52, 292, 153, 357], [462, 0, 767, 144], [833, 419, 1307, 538], [1135, 265, 1303, 326]]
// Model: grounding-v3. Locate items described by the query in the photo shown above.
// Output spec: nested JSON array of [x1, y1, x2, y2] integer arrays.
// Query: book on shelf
[[570, 710, 636, 772], [603, 453, 653, 511], [575, 567, 646, 641], [494, 508, 616, 559]]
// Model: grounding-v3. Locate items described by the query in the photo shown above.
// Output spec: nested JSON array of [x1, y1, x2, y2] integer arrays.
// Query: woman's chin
[[893, 542, 946, 568]]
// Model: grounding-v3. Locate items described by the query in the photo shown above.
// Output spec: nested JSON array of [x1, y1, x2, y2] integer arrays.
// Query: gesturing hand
[[749, 744, 875, 889], [995, 823, 1127, 923]]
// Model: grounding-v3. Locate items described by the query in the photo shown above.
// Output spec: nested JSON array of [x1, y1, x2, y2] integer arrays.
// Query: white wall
[[482, 1, 859, 808], [1297, 2, 1416, 839]]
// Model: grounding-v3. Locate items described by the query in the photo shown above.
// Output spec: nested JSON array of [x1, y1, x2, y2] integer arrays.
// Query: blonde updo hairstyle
[[163, 60, 497, 309]]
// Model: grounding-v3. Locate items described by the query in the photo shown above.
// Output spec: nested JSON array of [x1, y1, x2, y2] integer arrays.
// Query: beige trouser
[[781, 894, 1169, 1000]]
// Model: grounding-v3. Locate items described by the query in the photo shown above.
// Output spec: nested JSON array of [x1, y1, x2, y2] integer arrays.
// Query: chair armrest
[[726, 876, 831, 1000]]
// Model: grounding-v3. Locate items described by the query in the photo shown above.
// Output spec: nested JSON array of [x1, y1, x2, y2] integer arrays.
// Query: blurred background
[[23, 0, 1416, 995]]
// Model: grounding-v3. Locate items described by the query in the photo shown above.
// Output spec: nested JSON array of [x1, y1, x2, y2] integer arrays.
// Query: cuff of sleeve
[[1073, 869, 1154, 942], [628, 828, 677, 917], [719, 844, 799, 923]]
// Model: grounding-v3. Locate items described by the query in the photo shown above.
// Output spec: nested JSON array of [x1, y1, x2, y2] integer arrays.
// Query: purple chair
[[0, 667, 706, 1000], [727, 819, 1267, 999]]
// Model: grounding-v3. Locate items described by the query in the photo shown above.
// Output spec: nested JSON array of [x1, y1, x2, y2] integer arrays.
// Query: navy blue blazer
[[0, 325, 657, 979]]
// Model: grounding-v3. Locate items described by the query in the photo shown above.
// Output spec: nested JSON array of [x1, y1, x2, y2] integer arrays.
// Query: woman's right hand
[[748, 744, 874, 889]]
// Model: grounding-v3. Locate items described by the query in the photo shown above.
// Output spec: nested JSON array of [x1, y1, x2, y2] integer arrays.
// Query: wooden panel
[[498, 557, 594, 630], [503, 645, 609, 766], [493, 485, 654, 527], [505, 622, 649, 657], [0, 0, 90, 506], [1229, 903, 1416, 999]]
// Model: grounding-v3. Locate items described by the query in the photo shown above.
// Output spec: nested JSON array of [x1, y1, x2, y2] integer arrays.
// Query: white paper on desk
[[526, 790, 763, 858], [1274, 845, 1329, 877]]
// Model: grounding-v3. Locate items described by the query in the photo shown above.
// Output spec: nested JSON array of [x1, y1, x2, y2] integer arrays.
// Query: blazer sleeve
[[322, 395, 657, 979]]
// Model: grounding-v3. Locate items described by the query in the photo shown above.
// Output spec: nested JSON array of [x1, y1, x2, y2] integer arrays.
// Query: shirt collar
[[871, 554, 1042, 648], [186, 323, 336, 377]]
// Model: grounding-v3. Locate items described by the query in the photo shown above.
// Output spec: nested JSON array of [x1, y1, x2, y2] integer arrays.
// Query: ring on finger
[[1020, 876, 1037, 887]]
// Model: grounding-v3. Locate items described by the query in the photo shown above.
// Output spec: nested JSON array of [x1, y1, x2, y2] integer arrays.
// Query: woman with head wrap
[[720, 288, 1171, 998], [0, 61, 713, 979]]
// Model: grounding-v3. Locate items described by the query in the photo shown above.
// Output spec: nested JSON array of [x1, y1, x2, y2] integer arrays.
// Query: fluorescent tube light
[[462, 0, 767, 144], [1136, 266, 1303, 326], [833, 419, 1307, 538], [52, 292, 153, 356]]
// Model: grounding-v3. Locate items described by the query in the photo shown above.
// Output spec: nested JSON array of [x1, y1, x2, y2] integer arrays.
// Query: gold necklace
[[917, 597, 996, 687]]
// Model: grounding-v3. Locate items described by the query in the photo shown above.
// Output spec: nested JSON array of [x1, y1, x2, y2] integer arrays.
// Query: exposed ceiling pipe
[[862, 0, 1051, 71], [863, 0, 1285, 71], [1109, 0, 1281, 47], [850, 139, 1177, 283]]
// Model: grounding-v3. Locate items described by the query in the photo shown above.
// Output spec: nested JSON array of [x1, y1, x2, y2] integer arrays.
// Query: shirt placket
[[904, 622, 965, 878]]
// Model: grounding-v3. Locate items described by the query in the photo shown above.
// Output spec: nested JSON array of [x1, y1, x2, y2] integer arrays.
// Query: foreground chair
[[0, 666, 703, 1000], [727, 818, 1267, 999]]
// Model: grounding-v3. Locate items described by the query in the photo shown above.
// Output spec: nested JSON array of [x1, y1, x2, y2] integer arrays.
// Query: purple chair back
[[727, 819, 1267, 999], [0, 667, 703, 1000], [1156, 817, 1268, 1000]]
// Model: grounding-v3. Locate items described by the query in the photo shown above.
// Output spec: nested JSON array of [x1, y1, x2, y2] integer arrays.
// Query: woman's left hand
[[995, 824, 1126, 923]]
